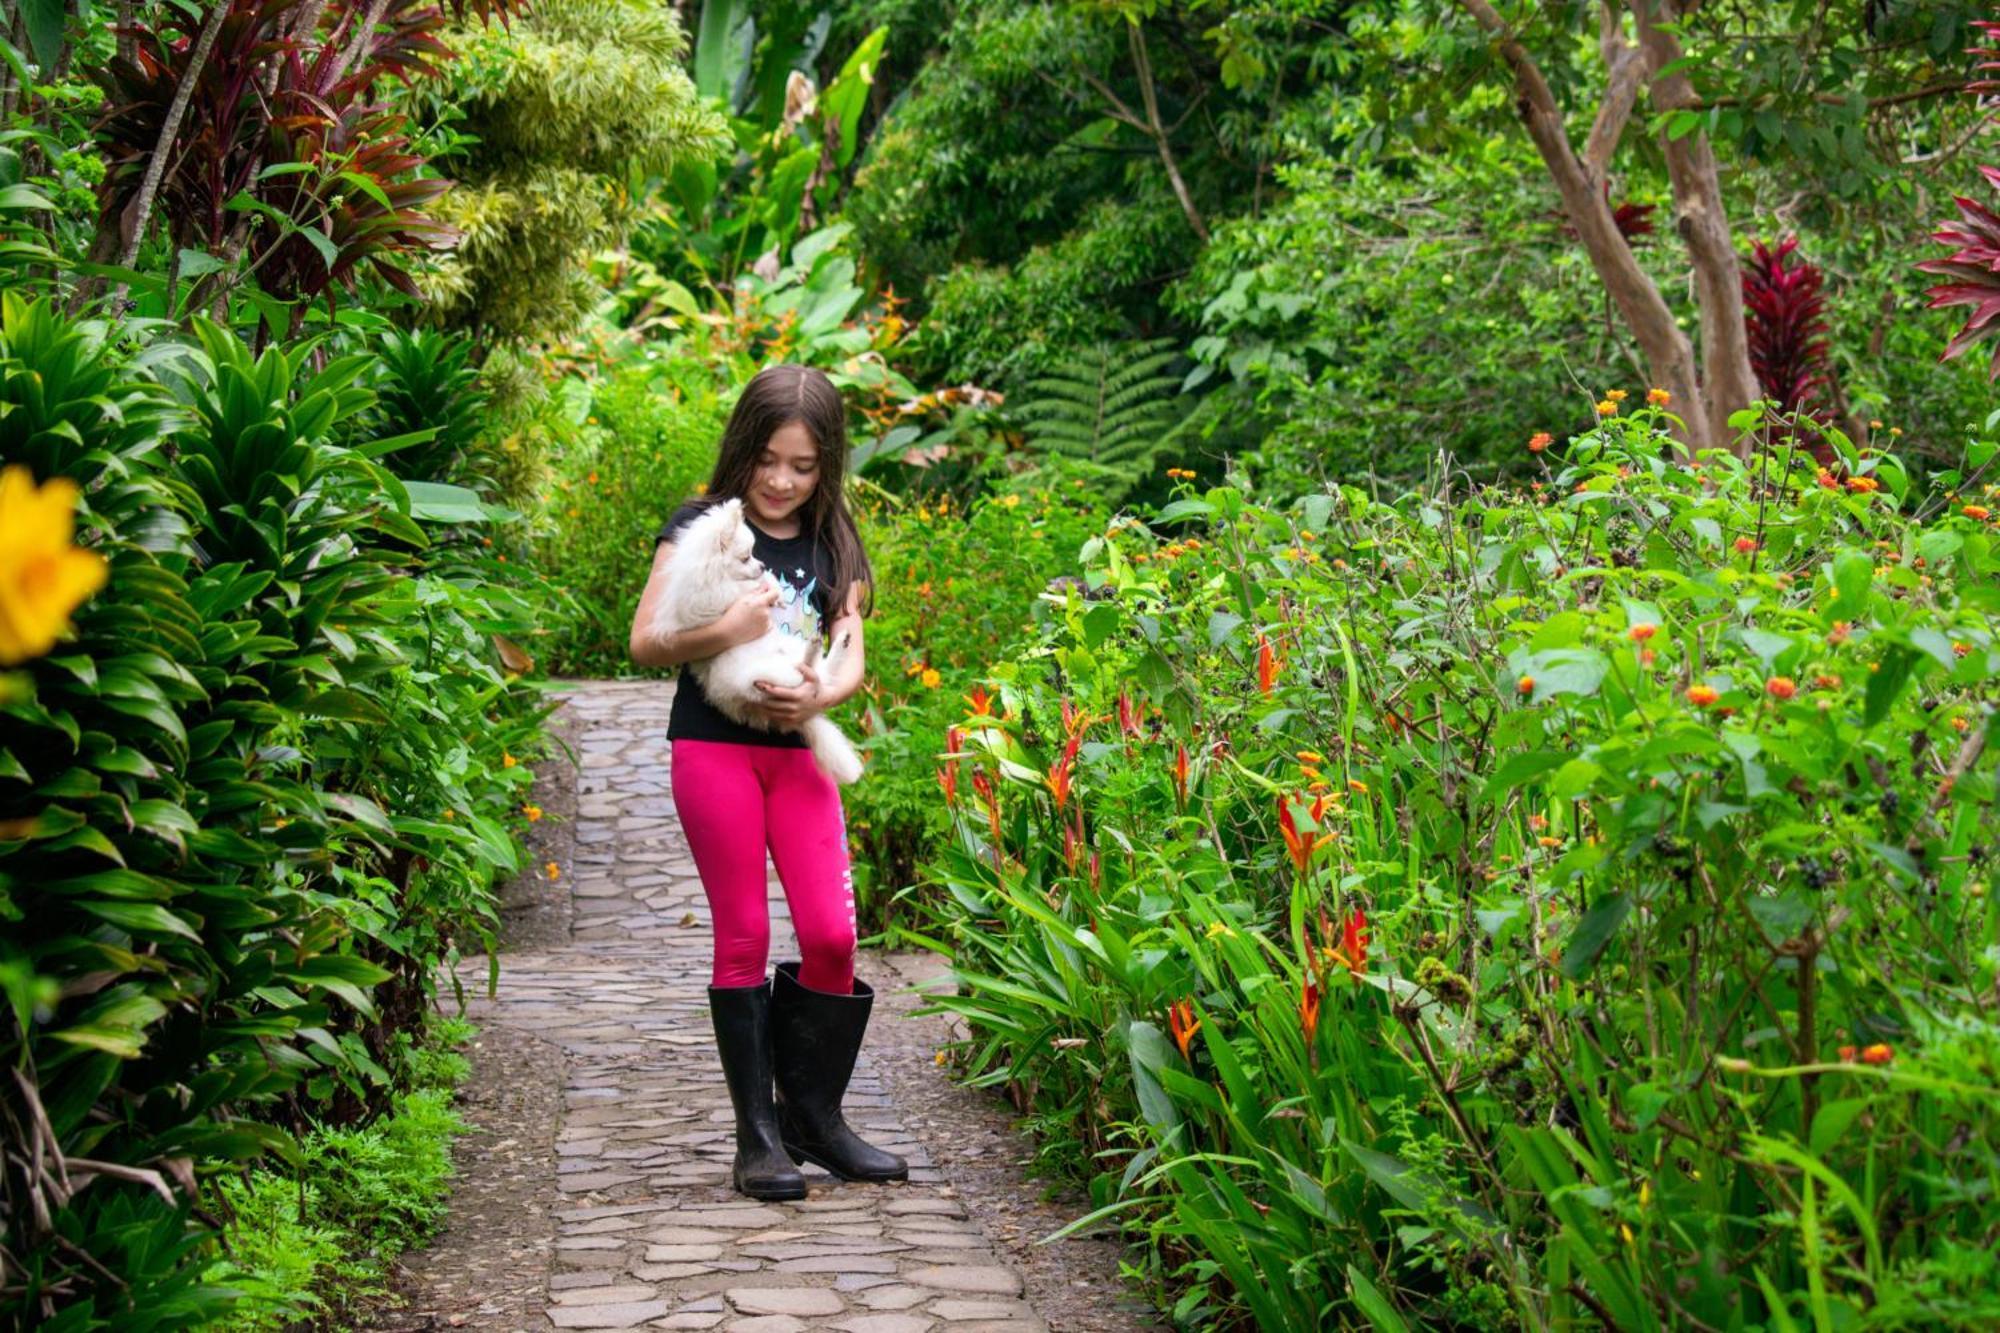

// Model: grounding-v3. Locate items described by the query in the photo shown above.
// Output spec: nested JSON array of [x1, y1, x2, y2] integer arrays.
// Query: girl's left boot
[[768, 961, 909, 1182]]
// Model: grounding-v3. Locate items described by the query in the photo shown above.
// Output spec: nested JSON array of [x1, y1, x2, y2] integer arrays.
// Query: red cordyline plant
[[1741, 235, 1836, 461], [90, 0, 524, 326], [1920, 20, 2000, 377]]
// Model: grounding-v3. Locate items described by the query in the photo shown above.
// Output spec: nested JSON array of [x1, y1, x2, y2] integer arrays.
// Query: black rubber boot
[[769, 961, 909, 1183], [709, 983, 807, 1201]]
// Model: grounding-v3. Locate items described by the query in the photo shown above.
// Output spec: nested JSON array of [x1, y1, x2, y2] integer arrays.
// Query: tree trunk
[[1128, 23, 1209, 244], [1458, 0, 1709, 450], [114, 0, 231, 272], [1631, 0, 1759, 454]]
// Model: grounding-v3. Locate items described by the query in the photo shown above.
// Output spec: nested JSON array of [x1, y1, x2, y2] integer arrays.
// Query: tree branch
[[1127, 21, 1208, 244], [1458, 0, 1707, 446], [1582, 1, 1653, 182], [1631, 0, 1759, 453]]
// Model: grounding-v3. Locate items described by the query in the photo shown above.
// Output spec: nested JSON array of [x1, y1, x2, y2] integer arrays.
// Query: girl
[[629, 364, 904, 1202]]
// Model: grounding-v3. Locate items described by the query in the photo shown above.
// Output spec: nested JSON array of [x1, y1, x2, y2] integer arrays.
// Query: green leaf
[[1864, 646, 1917, 726], [76, 900, 202, 943], [1347, 1265, 1411, 1333], [1559, 894, 1631, 980]]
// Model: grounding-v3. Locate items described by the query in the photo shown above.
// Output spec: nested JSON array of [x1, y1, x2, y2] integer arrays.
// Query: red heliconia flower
[[938, 725, 967, 804], [1047, 733, 1081, 811], [1088, 851, 1102, 888], [966, 684, 993, 716], [1340, 909, 1370, 974], [1118, 691, 1141, 740], [1300, 977, 1322, 1053], [1173, 742, 1190, 807], [971, 769, 1003, 868], [1168, 1000, 1201, 1060], [1257, 635, 1280, 695], [1277, 794, 1328, 875], [1317, 905, 1369, 976]]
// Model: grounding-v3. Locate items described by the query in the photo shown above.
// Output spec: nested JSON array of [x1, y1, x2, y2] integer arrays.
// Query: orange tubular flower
[[937, 764, 957, 804], [1061, 697, 1085, 738], [1337, 909, 1370, 975], [1278, 797, 1311, 874], [1257, 635, 1281, 695], [1048, 734, 1081, 811], [1300, 977, 1322, 1051], [1173, 742, 1190, 807], [1168, 1000, 1201, 1060], [966, 684, 992, 717], [971, 770, 1004, 867]]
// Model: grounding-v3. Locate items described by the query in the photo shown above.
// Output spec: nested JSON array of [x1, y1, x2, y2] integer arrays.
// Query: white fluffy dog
[[651, 498, 863, 785]]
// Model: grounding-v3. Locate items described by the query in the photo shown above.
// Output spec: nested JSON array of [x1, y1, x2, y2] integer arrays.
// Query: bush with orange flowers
[[918, 405, 1999, 1331]]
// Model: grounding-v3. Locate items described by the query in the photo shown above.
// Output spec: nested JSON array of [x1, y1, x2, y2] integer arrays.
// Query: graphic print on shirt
[[768, 563, 823, 646]]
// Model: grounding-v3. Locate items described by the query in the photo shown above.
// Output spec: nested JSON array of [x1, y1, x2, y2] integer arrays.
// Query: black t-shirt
[[655, 498, 839, 748]]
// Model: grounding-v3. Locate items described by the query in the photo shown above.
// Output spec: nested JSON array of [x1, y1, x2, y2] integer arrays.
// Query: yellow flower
[[502, 753, 517, 768], [1605, 389, 1628, 403], [522, 803, 543, 822], [1645, 388, 1670, 407], [1347, 778, 1368, 794], [442, 808, 455, 820], [920, 668, 942, 689], [1205, 920, 1233, 939], [1296, 749, 1324, 764], [0, 465, 109, 667], [1596, 399, 1619, 417], [545, 861, 561, 880], [1000, 494, 1021, 508]]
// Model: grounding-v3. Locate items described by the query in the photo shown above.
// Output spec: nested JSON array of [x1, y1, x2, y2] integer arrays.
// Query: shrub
[[923, 404, 2000, 1329], [528, 361, 727, 677], [843, 464, 1106, 930], [0, 296, 543, 1325]]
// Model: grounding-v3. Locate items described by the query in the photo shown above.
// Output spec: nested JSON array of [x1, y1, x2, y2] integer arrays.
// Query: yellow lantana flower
[[0, 465, 109, 666]]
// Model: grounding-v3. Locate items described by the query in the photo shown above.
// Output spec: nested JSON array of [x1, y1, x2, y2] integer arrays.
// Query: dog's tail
[[801, 716, 864, 785]]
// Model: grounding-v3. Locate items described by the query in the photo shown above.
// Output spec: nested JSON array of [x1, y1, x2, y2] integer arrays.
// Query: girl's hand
[[753, 661, 822, 729], [715, 584, 780, 647]]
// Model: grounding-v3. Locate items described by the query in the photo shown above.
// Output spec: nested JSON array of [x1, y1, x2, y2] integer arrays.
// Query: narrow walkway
[[466, 682, 1046, 1333]]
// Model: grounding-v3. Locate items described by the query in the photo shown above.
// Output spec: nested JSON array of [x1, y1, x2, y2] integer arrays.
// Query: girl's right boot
[[708, 982, 807, 1200]]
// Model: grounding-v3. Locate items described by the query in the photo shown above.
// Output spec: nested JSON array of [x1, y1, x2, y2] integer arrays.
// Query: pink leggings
[[670, 739, 856, 994]]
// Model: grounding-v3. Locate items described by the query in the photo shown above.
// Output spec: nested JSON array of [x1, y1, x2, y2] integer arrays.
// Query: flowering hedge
[[842, 467, 1105, 930], [924, 404, 2000, 1329]]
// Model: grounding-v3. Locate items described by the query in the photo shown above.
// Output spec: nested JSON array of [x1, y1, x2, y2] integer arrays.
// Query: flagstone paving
[[459, 682, 1048, 1332]]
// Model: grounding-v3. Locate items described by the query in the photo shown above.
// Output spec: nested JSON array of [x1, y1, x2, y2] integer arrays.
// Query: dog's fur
[[651, 498, 863, 784]]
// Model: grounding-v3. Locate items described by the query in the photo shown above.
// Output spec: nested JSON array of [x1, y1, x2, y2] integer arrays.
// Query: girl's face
[[745, 421, 820, 532]]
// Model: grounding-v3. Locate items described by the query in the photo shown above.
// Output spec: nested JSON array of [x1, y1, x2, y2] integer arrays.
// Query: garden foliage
[[0, 295, 544, 1326], [924, 407, 2000, 1329]]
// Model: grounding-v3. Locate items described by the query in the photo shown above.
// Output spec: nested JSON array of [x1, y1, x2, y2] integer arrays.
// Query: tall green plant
[[925, 403, 2000, 1329], [0, 295, 542, 1325]]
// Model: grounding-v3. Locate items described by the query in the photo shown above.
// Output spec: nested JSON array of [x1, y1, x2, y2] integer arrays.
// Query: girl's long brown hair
[[698, 364, 873, 619]]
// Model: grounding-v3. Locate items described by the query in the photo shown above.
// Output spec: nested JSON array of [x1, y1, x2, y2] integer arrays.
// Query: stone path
[[463, 682, 1047, 1333]]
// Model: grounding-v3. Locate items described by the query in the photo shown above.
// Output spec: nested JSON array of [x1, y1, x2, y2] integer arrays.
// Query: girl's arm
[[816, 581, 867, 709]]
